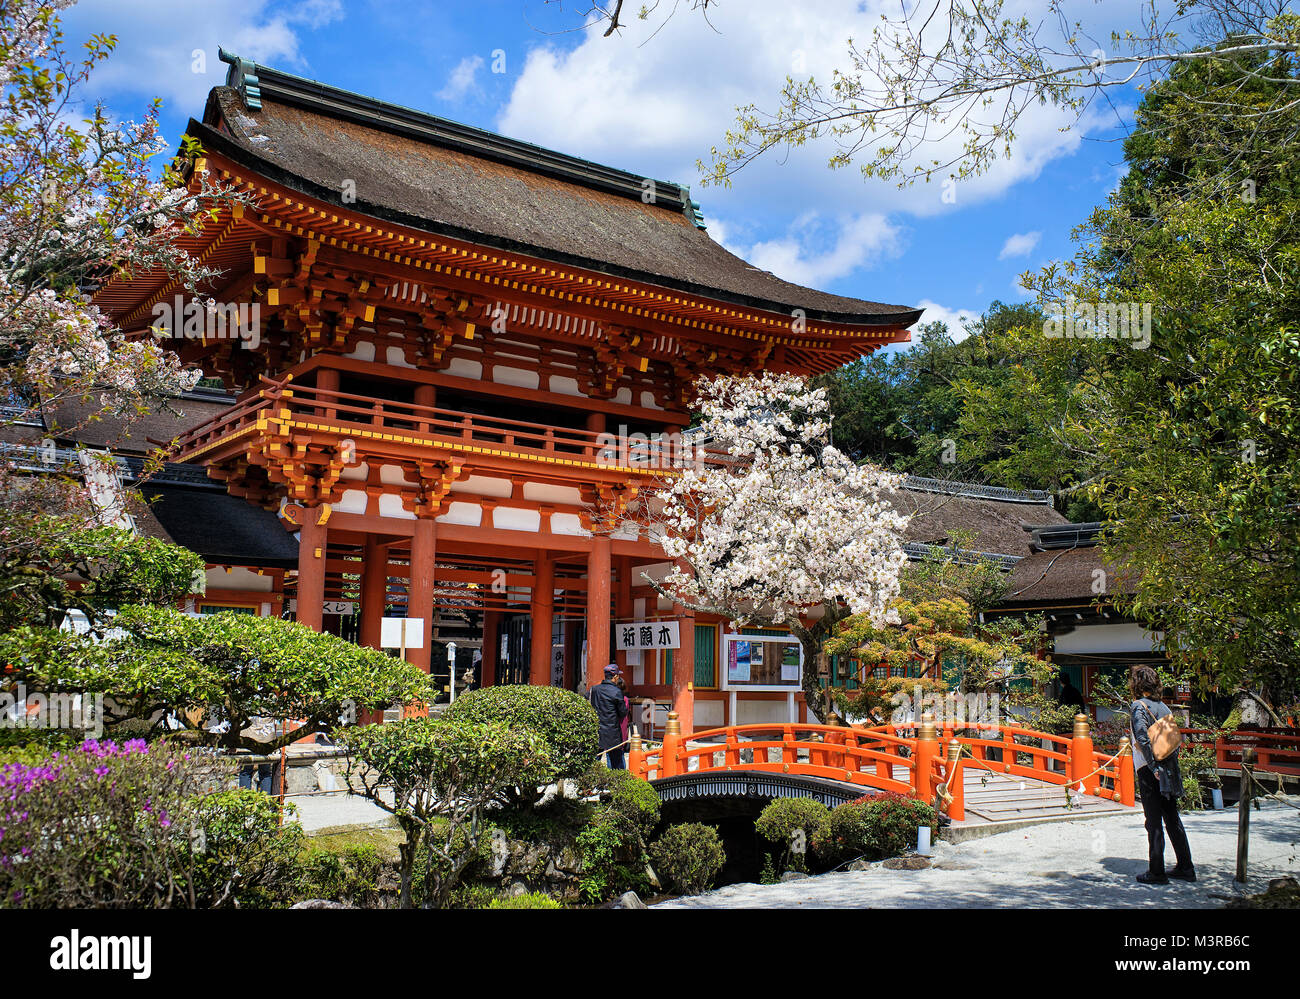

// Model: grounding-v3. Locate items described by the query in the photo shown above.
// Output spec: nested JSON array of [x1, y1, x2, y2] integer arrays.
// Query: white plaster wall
[[493, 507, 541, 532], [204, 566, 273, 592], [436, 501, 482, 526], [737, 699, 791, 725], [1053, 622, 1163, 654]]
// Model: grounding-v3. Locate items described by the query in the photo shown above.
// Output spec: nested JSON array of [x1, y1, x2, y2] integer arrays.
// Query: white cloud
[[62, 0, 343, 114], [724, 213, 903, 288], [999, 231, 1041, 259], [498, 1, 1105, 218], [913, 300, 980, 339], [436, 55, 485, 104], [492, 0, 1124, 304]]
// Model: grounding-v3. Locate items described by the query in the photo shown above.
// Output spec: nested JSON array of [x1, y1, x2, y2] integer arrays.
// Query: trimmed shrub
[[488, 891, 562, 909], [446, 685, 598, 783], [650, 823, 725, 896], [755, 797, 830, 872], [450, 882, 500, 909], [814, 792, 936, 864], [0, 728, 81, 766], [339, 717, 550, 908], [599, 769, 662, 841], [574, 770, 660, 903], [187, 789, 306, 908], [297, 844, 385, 908]]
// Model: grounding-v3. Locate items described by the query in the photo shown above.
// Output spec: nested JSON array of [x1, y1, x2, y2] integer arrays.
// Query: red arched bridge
[[628, 712, 1137, 824]]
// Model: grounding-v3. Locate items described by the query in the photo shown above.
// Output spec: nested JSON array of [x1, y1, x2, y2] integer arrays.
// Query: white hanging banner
[[615, 620, 680, 651]]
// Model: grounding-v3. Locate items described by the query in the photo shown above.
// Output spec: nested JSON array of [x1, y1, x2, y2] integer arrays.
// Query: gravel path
[[655, 802, 1299, 909]]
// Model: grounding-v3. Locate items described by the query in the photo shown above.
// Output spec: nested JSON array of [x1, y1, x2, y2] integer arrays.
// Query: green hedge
[[650, 823, 725, 896], [814, 793, 936, 864], [445, 685, 599, 784], [755, 797, 830, 872]]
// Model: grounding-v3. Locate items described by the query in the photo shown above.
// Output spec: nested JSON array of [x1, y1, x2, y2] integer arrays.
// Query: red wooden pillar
[[414, 383, 435, 433], [357, 534, 388, 725], [317, 366, 339, 420], [406, 517, 436, 672], [296, 510, 327, 632], [359, 535, 387, 649], [614, 556, 633, 672], [529, 552, 554, 686], [586, 534, 611, 689], [482, 610, 500, 686], [672, 602, 695, 734]]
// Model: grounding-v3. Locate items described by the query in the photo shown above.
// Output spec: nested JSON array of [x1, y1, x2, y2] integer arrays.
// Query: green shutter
[[694, 624, 717, 688]]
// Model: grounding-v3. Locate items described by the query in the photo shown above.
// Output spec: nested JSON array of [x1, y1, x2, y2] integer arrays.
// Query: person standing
[[1129, 666, 1195, 884], [588, 664, 630, 769], [1056, 671, 1085, 711], [614, 673, 632, 746]]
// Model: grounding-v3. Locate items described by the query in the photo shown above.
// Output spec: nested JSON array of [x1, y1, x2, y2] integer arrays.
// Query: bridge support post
[[824, 711, 845, 770], [1070, 713, 1097, 795], [628, 727, 644, 780], [945, 738, 964, 821], [1117, 736, 1135, 806], [661, 711, 681, 778], [913, 712, 938, 804]]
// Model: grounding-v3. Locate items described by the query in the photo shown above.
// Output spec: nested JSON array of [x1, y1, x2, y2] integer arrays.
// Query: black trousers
[[1137, 765, 1193, 875]]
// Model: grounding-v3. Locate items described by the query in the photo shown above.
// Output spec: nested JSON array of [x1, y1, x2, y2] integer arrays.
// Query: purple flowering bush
[[0, 739, 303, 908]]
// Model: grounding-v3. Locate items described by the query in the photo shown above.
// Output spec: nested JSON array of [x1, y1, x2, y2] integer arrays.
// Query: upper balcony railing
[[167, 377, 729, 472]]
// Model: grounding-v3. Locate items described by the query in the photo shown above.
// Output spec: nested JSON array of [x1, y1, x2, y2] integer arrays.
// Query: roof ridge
[[900, 474, 1054, 505], [217, 48, 705, 227]]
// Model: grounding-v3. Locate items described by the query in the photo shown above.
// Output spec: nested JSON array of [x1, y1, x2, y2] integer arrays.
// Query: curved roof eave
[[186, 118, 923, 333]]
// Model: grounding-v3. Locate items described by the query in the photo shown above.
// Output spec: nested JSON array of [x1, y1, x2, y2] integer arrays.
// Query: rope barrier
[[944, 741, 1126, 809], [1244, 766, 1300, 811]]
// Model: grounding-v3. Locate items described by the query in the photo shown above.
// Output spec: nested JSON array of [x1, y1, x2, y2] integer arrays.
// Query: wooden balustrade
[[1181, 728, 1300, 777], [167, 376, 733, 470], [628, 714, 1141, 817]]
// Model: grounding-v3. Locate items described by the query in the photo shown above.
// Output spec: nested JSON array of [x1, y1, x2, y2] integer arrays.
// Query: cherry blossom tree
[[0, 2, 246, 584], [636, 372, 910, 720], [0, 1, 241, 429]]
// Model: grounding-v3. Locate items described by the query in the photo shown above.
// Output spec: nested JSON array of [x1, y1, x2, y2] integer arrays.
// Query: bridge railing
[[665, 722, 920, 797], [1181, 728, 1300, 776], [631, 712, 1137, 820]]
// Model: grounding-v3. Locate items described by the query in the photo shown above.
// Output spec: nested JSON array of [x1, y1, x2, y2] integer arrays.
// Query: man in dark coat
[[1056, 672, 1085, 711], [588, 664, 630, 769]]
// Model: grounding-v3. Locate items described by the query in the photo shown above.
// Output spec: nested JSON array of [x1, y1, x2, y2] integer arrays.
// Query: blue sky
[[64, 0, 1141, 340]]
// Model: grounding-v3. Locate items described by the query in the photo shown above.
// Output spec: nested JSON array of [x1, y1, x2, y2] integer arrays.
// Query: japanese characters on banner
[[615, 620, 680, 652]]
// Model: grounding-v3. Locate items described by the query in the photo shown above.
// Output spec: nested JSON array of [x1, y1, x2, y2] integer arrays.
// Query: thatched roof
[[893, 478, 1068, 558], [197, 57, 921, 327]]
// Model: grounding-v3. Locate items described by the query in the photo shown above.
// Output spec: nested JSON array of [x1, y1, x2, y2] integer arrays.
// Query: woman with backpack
[[1129, 666, 1195, 884]]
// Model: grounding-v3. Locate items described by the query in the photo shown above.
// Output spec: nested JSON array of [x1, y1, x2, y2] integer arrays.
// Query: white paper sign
[[615, 620, 680, 651], [380, 616, 425, 650]]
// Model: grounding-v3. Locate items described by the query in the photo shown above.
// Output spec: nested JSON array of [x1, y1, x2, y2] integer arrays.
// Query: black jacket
[[588, 680, 629, 751], [1131, 697, 1183, 798]]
